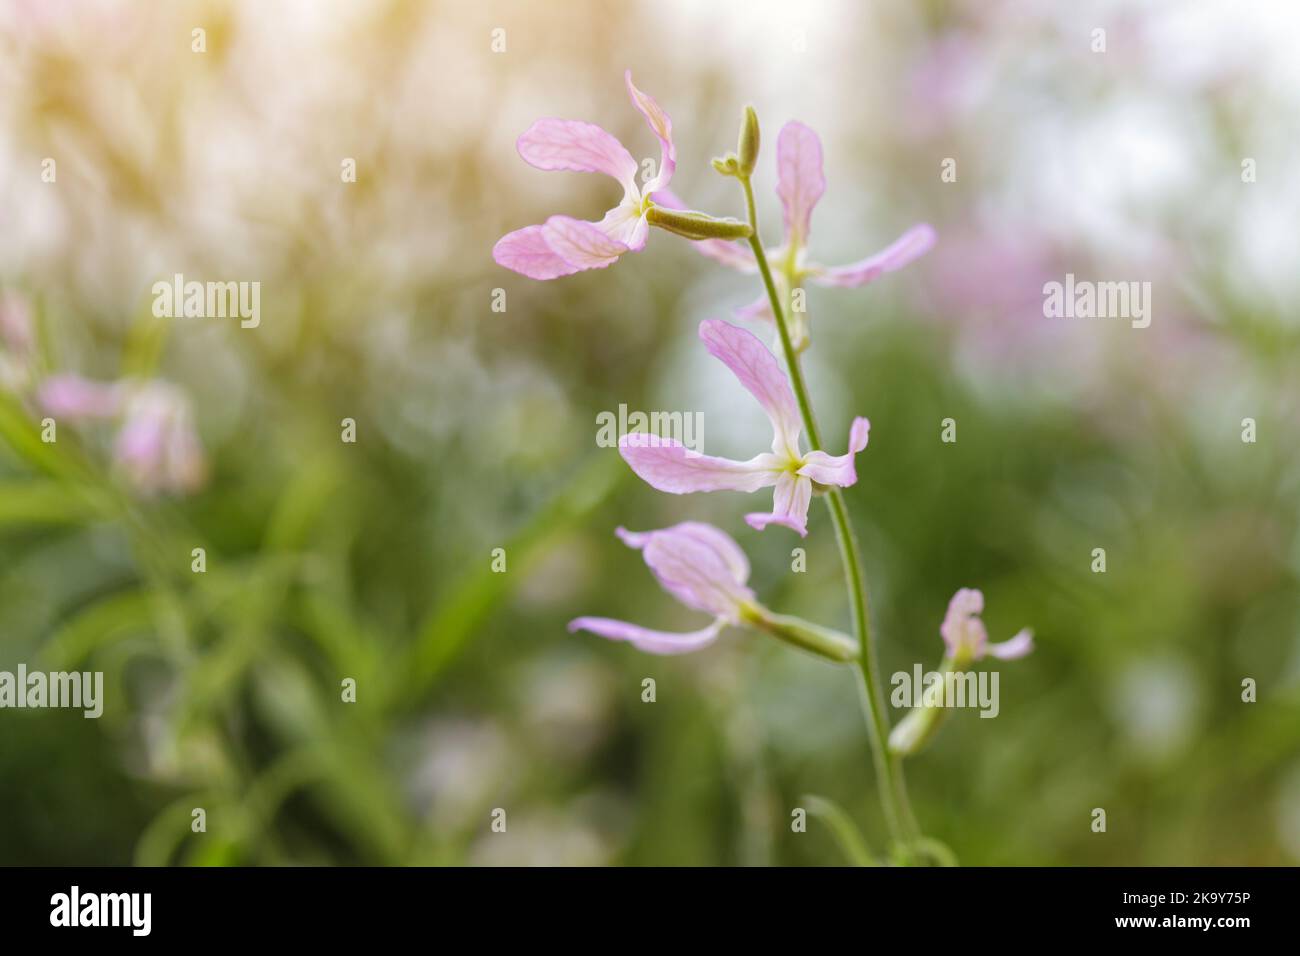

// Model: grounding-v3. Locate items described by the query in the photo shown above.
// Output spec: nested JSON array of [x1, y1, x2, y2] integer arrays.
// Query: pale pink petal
[[640, 531, 755, 618], [625, 71, 675, 192], [619, 433, 778, 493], [734, 293, 774, 324], [37, 374, 124, 420], [569, 616, 722, 655], [516, 118, 638, 194], [699, 319, 802, 457], [986, 628, 1034, 661], [617, 521, 750, 587], [776, 121, 826, 247], [651, 189, 758, 272], [596, 199, 650, 251], [541, 215, 629, 272], [492, 224, 582, 280], [811, 224, 936, 287], [940, 588, 987, 660], [745, 472, 812, 536], [797, 416, 870, 487]]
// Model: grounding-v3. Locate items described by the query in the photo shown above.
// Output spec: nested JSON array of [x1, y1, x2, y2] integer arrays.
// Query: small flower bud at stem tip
[[646, 206, 753, 241], [737, 105, 760, 177]]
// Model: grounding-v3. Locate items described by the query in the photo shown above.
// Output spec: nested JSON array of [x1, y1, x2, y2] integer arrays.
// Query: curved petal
[[37, 374, 125, 420], [745, 472, 812, 537], [734, 293, 775, 324], [619, 433, 779, 493], [493, 224, 582, 280], [651, 189, 757, 272], [698, 319, 802, 457], [798, 416, 870, 487], [625, 71, 675, 192], [641, 532, 755, 618], [516, 118, 637, 195], [811, 223, 936, 288], [776, 121, 826, 248], [541, 215, 629, 272], [569, 615, 722, 655], [986, 628, 1034, 661], [617, 522, 750, 587]]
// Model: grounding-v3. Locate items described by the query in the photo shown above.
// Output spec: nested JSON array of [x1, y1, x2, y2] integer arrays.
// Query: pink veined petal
[[650, 189, 757, 271], [37, 374, 124, 420], [617, 521, 751, 587], [797, 416, 870, 487], [619, 433, 778, 493], [776, 121, 826, 248], [625, 71, 676, 192], [745, 472, 812, 537], [542, 215, 629, 272], [640, 532, 755, 619], [698, 319, 802, 457], [986, 628, 1034, 661], [516, 118, 638, 194], [493, 224, 582, 280], [812, 223, 937, 288], [569, 615, 723, 656]]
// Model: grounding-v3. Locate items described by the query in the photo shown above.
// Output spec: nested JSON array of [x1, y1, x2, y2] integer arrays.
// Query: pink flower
[[113, 383, 207, 495], [38, 375, 206, 495], [618, 319, 869, 537], [662, 121, 935, 349], [569, 522, 756, 655], [492, 71, 676, 280], [940, 588, 1034, 664], [37, 374, 125, 420]]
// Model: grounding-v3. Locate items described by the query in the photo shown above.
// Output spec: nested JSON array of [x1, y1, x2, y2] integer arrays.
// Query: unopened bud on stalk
[[646, 206, 753, 241], [737, 105, 760, 177], [711, 154, 741, 177]]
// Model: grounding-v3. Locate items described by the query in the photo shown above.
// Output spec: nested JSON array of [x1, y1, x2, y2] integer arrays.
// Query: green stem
[[740, 176, 920, 854]]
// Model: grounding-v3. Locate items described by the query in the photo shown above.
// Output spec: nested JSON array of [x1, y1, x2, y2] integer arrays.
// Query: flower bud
[[737, 106, 760, 177], [645, 206, 753, 241], [711, 153, 740, 177]]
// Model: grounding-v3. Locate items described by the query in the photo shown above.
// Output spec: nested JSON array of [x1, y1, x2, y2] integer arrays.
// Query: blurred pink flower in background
[[0, 293, 34, 390], [619, 319, 869, 536], [492, 71, 677, 280], [38, 374, 206, 495]]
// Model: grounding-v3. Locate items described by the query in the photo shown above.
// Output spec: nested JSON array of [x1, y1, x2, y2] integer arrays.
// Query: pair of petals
[[940, 588, 1034, 662], [568, 522, 754, 655], [618, 319, 870, 537], [492, 71, 675, 280]]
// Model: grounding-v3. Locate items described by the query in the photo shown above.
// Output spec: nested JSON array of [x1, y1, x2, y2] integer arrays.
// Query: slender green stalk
[[740, 176, 920, 854]]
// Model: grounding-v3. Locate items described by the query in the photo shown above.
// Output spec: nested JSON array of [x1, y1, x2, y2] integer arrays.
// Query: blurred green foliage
[[0, 0, 1297, 865]]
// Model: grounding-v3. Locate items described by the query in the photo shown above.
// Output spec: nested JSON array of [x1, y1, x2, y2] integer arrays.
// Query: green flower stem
[[739, 176, 920, 853]]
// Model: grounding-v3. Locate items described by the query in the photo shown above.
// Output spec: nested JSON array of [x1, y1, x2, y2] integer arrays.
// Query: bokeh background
[[1, 0, 1298, 865]]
